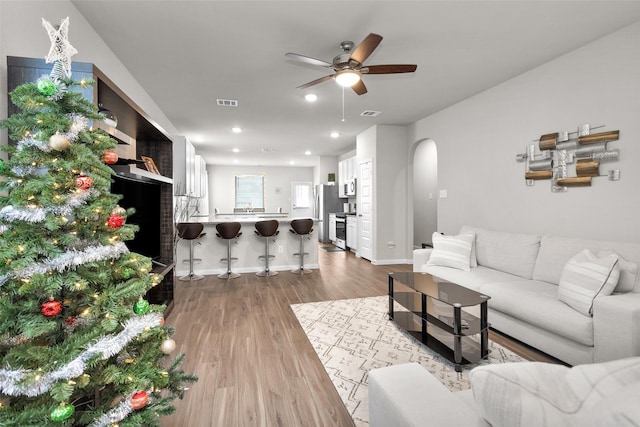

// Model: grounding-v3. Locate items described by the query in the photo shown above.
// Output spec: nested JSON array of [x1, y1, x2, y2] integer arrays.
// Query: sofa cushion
[[469, 357, 640, 427], [427, 232, 474, 271], [459, 225, 479, 267], [471, 227, 541, 279], [532, 235, 640, 291], [423, 265, 528, 292], [557, 249, 620, 316], [574, 381, 640, 426], [479, 280, 593, 346]]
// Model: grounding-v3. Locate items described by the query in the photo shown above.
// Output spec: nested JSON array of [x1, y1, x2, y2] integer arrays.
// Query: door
[[291, 182, 313, 218], [358, 159, 373, 261]]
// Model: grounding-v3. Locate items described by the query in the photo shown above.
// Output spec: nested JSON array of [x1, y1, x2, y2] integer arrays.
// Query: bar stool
[[176, 222, 205, 281], [254, 219, 279, 277], [216, 222, 242, 279], [290, 218, 314, 274]]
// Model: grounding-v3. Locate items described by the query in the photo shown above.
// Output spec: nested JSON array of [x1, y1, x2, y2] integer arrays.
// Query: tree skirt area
[[290, 296, 525, 426]]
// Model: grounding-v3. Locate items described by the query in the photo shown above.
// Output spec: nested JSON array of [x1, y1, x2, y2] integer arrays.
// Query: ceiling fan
[[285, 33, 417, 95]]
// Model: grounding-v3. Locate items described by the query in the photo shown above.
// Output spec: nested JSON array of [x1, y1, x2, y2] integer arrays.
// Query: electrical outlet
[[278, 246, 284, 253]]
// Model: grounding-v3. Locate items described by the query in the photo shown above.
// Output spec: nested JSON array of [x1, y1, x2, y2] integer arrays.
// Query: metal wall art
[[516, 124, 620, 192]]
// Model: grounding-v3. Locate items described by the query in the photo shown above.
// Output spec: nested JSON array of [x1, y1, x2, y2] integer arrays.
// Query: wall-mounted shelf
[[93, 121, 135, 145]]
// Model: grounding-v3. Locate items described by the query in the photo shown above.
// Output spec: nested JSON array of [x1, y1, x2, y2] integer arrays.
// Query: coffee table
[[388, 271, 491, 371]]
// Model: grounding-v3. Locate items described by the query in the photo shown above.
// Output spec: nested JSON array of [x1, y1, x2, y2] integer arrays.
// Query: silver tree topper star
[[42, 16, 78, 78]]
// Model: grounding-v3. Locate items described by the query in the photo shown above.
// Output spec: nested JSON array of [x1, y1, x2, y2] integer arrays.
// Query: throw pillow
[[426, 232, 474, 271], [597, 250, 638, 293], [469, 357, 640, 427], [557, 249, 620, 316]]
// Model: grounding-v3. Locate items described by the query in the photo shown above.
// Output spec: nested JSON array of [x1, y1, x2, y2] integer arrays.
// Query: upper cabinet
[[338, 156, 357, 197], [193, 155, 208, 199], [173, 136, 195, 196]]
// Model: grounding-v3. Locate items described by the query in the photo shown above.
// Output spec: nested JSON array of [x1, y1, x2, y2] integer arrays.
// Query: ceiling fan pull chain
[[342, 86, 346, 122]]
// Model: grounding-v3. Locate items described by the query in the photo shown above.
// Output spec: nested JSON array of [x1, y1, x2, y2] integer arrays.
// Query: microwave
[[344, 178, 357, 196]]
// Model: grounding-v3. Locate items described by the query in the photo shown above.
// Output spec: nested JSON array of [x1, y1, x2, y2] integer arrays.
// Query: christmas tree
[[0, 17, 196, 426]]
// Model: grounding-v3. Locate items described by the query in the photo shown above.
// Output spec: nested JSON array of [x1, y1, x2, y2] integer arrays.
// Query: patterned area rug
[[291, 296, 525, 426]]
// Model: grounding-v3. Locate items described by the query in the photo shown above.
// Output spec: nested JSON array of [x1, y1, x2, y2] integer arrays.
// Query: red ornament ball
[[75, 175, 93, 190], [107, 214, 125, 229], [130, 391, 148, 410], [41, 299, 63, 317], [65, 317, 76, 326], [102, 150, 118, 165]]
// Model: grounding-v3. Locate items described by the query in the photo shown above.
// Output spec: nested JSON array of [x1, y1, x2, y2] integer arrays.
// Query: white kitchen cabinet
[[347, 216, 357, 250], [173, 135, 196, 196], [329, 213, 337, 242], [193, 155, 207, 198]]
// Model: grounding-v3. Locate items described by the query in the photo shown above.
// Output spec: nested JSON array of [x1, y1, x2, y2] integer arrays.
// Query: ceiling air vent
[[216, 99, 238, 107], [360, 110, 382, 117]]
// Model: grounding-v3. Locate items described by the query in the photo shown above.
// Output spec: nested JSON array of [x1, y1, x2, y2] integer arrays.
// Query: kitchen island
[[175, 214, 320, 277]]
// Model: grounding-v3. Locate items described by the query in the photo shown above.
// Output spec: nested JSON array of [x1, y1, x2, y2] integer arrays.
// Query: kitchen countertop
[[189, 214, 320, 224]]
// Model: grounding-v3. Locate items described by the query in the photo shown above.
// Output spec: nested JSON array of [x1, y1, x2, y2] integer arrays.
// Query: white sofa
[[369, 358, 640, 427], [413, 226, 640, 366]]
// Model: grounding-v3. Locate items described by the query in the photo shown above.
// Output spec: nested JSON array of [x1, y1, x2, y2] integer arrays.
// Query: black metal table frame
[[388, 273, 489, 372]]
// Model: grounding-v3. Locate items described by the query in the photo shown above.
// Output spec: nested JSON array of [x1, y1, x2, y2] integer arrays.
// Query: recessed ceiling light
[[232, 148, 239, 153], [232, 127, 242, 133], [330, 131, 340, 138], [289, 161, 295, 165], [233, 159, 239, 164], [305, 150, 311, 155], [304, 93, 318, 102]]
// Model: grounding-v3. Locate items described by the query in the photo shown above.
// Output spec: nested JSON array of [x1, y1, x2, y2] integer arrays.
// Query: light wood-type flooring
[[162, 244, 558, 427]]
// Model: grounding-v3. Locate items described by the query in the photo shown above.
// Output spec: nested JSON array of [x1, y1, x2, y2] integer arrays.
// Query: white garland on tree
[[0, 242, 129, 288], [89, 392, 137, 427], [0, 312, 162, 397], [0, 188, 98, 223], [15, 136, 50, 153]]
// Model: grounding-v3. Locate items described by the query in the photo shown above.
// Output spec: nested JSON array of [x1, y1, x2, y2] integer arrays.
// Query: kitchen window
[[235, 174, 264, 210]]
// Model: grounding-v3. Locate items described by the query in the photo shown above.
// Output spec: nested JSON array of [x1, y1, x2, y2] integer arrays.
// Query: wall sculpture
[[517, 124, 620, 192]]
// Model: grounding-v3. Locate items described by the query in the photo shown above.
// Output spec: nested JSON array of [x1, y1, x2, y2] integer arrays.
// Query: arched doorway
[[412, 139, 438, 248]]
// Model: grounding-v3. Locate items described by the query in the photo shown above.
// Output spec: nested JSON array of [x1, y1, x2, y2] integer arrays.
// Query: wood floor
[[162, 244, 556, 427]]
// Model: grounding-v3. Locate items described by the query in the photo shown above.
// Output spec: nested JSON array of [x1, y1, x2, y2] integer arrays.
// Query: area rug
[[290, 296, 525, 426]]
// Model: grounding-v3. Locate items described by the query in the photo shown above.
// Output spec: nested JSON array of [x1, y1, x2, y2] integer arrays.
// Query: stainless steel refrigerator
[[314, 184, 344, 243]]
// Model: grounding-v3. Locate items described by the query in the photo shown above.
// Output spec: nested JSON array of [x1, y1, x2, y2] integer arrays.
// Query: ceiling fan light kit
[[286, 33, 417, 96], [334, 69, 361, 87]]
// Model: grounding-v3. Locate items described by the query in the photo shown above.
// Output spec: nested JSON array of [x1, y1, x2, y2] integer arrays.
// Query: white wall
[[0, 1, 178, 144], [314, 155, 339, 185], [413, 139, 438, 247], [207, 165, 314, 214], [408, 20, 640, 243], [357, 125, 409, 264]]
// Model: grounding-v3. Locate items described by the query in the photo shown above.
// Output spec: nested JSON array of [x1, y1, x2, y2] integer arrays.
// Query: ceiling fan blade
[[296, 74, 334, 90], [350, 33, 383, 65], [352, 79, 367, 96], [361, 64, 417, 74], [285, 52, 333, 68]]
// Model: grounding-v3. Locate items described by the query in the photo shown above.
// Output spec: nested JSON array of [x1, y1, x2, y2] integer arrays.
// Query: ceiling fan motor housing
[[333, 53, 357, 70]]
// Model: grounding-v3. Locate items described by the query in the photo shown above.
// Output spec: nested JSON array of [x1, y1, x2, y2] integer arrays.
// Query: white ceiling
[[71, 1, 640, 167]]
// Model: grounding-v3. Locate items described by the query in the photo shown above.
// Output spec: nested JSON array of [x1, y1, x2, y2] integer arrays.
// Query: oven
[[335, 215, 346, 249]]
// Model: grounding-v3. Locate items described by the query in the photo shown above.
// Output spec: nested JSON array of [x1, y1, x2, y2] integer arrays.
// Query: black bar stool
[[176, 222, 205, 281], [290, 218, 314, 274], [216, 222, 242, 279], [254, 219, 280, 277]]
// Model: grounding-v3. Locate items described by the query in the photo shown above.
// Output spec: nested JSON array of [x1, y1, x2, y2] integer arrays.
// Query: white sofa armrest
[[368, 363, 485, 427], [413, 248, 433, 272], [593, 292, 640, 362]]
